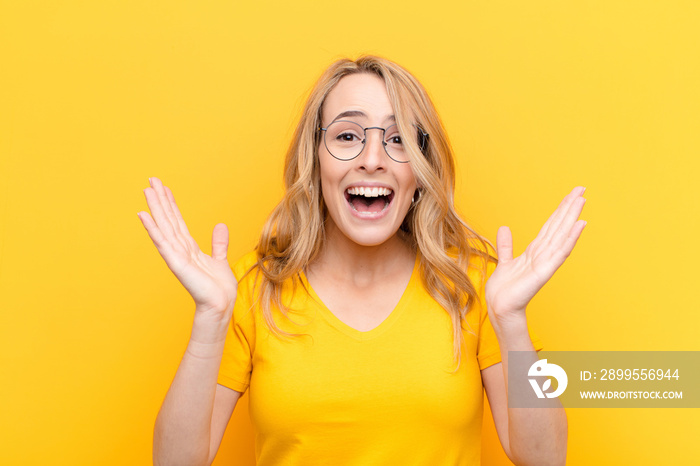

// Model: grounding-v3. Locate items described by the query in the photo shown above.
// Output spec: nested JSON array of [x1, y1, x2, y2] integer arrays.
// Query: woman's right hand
[[137, 177, 237, 324]]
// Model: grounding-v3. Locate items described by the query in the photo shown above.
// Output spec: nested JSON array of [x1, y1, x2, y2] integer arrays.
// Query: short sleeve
[[217, 252, 259, 393], [473, 253, 544, 371]]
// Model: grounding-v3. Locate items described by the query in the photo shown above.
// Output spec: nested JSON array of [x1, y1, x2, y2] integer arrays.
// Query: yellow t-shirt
[[217, 251, 543, 465]]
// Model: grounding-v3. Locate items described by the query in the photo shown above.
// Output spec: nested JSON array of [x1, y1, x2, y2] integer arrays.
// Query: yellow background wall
[[1, 1, 698, 464]]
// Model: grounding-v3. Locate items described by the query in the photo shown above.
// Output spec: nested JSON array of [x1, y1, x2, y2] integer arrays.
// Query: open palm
[[485, 187, 587, 320], [137, 177, 237, 320]]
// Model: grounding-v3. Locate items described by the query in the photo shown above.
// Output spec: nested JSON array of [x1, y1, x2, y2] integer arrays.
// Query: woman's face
[[318, 73, 418, 247]]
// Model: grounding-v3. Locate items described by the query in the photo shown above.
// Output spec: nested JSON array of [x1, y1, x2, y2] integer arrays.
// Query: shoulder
[[232, 251, 260, 282], [231, 250, 301, 304], [446, 237, 497, 288], [231, 251, 264, 311]]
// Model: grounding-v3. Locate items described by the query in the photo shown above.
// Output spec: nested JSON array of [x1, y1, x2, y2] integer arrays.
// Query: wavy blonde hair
[[252, 56, 496, 368]]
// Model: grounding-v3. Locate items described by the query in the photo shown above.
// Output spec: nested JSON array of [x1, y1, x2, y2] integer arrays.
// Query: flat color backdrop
[[1, 1, 698, 464]]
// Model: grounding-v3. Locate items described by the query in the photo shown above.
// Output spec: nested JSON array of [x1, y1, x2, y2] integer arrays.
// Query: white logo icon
[[528, 359, 568, 398]]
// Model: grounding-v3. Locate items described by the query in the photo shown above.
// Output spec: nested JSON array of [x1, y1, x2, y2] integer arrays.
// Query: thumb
[[211, 223, 229, 260], [496, 226, 513, 262]]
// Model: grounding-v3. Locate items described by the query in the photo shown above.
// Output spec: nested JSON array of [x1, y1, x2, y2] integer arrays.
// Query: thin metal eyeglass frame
[[318, 120, 429, 163]]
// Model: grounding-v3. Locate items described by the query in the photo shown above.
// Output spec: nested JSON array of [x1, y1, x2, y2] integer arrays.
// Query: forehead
[[322, 73, 394, 124]]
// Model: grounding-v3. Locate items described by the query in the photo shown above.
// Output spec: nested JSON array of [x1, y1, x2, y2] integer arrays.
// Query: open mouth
[[344, 186, 394, 214]]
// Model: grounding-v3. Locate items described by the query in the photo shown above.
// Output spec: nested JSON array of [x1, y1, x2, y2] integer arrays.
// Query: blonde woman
[[139, 56, 585, 466]]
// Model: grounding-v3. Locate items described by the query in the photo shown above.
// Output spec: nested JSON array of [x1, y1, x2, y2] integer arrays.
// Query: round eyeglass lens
[[383, 124, 408, 162], [324, 120, 365, 160]]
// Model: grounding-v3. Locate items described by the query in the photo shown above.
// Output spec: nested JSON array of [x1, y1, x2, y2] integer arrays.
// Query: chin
[[338, 222, 404, 248]]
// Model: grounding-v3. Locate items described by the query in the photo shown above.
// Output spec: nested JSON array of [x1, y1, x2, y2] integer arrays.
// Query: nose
[[358, 128, 387, 172]]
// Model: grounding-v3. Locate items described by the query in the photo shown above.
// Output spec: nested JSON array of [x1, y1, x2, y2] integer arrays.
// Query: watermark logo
[[509, 351, 698, 408], [528, 359, 568, 398]]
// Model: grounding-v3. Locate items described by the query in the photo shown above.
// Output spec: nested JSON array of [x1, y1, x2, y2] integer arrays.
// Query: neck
[[309, 219, 416, 287]]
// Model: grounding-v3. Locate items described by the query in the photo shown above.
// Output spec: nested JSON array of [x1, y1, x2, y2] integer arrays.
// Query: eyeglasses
[[319, 120, 429, 163]]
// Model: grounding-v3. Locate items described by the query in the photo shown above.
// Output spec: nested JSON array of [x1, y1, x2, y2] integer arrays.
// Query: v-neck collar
[[300, 253, 421, 341]]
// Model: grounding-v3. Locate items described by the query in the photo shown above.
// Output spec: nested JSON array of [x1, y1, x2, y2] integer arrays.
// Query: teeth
[[346, 187, 393, 197]]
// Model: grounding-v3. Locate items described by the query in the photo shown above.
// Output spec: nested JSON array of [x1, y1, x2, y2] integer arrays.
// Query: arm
[[482, 187, 587, 466], [482, 340, 567, 466], [153, 328, 242, 466], [138, 177, 241, 465]]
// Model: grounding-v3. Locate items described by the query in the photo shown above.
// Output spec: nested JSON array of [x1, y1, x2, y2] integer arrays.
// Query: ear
[[418, 129, 429, 156]]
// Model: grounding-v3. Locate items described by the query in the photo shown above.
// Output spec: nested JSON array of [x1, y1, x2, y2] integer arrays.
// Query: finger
[[539, 187, 586, 242], [144, 186, 176, 239], [137, 211, 172, 255], [542, 186, 584, 235], [560, 219, 587, 258], [138, 210, 188, 274], [496, 226, 514, 262], [549, 196, 586, 248], [211, 223, 229, 260], [163, 185, 190, 234], [164, 185, 198, 249], [150, 177, 182, 235], [149, 178, 192, 254], [533, 194, 571, 241]]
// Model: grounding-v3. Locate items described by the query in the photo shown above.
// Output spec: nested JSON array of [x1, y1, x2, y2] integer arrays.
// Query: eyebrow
[[330, 110, 396, 124]]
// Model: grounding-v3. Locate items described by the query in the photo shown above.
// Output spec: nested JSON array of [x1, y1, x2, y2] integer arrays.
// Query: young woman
[[139, 56, 585, 466]]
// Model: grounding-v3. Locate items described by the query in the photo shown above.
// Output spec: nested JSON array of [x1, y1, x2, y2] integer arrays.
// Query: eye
[[327, 121, 364, 145], [385, 126, 403, 146], [387, 135, 403, 145], [336, 131, 361, 142]]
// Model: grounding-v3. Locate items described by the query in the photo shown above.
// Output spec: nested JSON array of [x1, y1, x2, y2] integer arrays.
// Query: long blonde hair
[[252, 56, 496, 368]]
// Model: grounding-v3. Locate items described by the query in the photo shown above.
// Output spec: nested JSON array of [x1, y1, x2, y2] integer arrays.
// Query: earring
[[412, 189, 422, 204]]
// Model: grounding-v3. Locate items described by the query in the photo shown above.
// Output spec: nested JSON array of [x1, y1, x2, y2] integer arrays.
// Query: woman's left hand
[[485, 187, 587, 323]]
